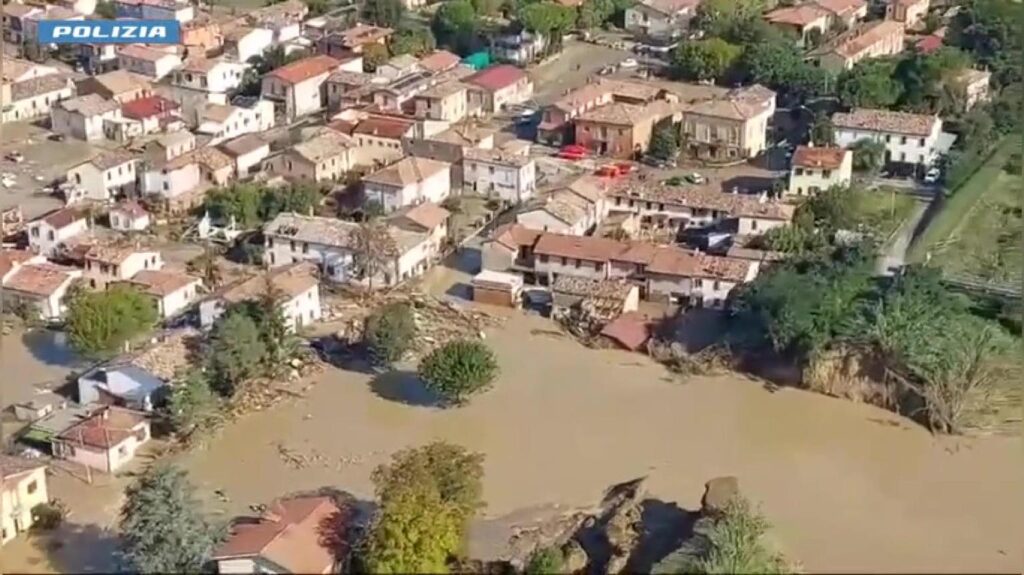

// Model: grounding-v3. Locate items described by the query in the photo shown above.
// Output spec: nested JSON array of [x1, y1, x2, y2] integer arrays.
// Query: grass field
[[913, 142, 1022, 283], [853, 187, 917, 241]]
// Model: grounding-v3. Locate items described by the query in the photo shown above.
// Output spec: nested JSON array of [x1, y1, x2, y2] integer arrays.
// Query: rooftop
[[111, 200, 149, 219], [465, 65, 528, 92], [464, 147, 534, 167], [686, 84, 775, 121], [813, 0, 866, 15], [832, 108, 938, 136], [521, 191, 588, 226], [639, 0, 699, 15], [219, 262, 318, 304], [351, 116, 415, 140], [646, 247, 752, 282], [364, 157, 450, 188], [11, 74, 69, 101], [1, 454, 45, 489], [0, 249, 39, 279], [57, 406, 147, 450], [121, 95, 179, 120], [830, 20, 905, 59], [220, 133, 268, 157], [389, 202, 450, 231], [608, 179, 795, 220], [600, 312, 654, 351], [419, 50, 461, 73], [792, 145, 849, 169], [129, 269, 199, 297], [490, 223, 543, 251], [291, 131, 355, 163], [87, 150, 137, 171], [58, 93, 119, 117], [268, 55, 340, 84], [552, 275, 634, 301], [118, 45, 175, 63], [80, 69, 152, 95], [332, 23, 393, 48], [765, 4, 832, 25], [38, 207, 84, 229], [4, 263, 78, 297], [85, 245, 150, 265]]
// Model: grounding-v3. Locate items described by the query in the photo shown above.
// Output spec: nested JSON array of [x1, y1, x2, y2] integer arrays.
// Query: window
[[900, 152, 906, 161], [302, 243, 309, 254], [822, 169, 831, 178], [31, 227, 39, 237], [118, 445, 129, 458], [561, 257, 567, 265], [795, 168, 804, 176], [751, 220, 758, 231], [27, 480, 37, 494], [900, 136, 907, 144], [574, 259, 580, 268], [713, 281, 720, 290], [694, 278, 703, 288], [48, 231, 55, 241], [919, 138, 926, 147], [885, 135, 891, 143], [539, 254, 548, 263]]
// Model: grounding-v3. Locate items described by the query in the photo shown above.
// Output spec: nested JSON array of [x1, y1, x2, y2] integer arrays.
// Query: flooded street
[[177, 313, 1023, 574], [1, 329, 83, 407]]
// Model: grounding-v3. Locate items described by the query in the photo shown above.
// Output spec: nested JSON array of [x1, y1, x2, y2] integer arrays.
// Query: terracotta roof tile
[[57, 406, 147, 450], [129, 269, 199, 297], [391, 202, 450, 231], [419, 50, 461, 73], [364, 157, 450, 188], [268, 55, 340, 84], [121, 95, 179, 120], [351, 116, 415, 140], [465, 65, 528, 92], [219, 262, 318, 304], [765, 4, 832, 25], [38, 207, 84, 230], [792, 146, 849, 169], [0, 249, 38, 279], [832, 108, 938, 136], [3, 263, 78, 296], [600, 312, 654, 351]]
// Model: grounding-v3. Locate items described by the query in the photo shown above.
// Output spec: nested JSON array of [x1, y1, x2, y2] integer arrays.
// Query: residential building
[[1, 262, 82, 320], [76, 70, 153, 104], [625, 0, 699, 38], [1, 72, 74, 123], [403, 123, 496, 188], [77, 363, 167, 410], [196, 101, 274, 146], [114, 0, 194, 21], [813, 0, 868, 28], [681, 84, 776, 160], [325, 70, 374, 110], [142, 153, 201, 199], [464, 65, 533, 113], [886, 0, 929, 27], [377, 53, 421, 81], [419, 50, 462, 74], [181, 19, 224, 55], [192, 147, 236, 186], [21, 5, 83, 46], [413, 82, 470, 122], [117, 45, 182, 81], [66, 151, 138, 203], [537, 79, 665, 146], [200, 262, 321, 330], [262, 213, 435, 286], [83, 246, 163, 289], [50, 94, 122, 141], [1, 456, 49, 546], [52, 406, 151, 473], [765, 4, 832, 46], [172, 58, 246, 97], [516, 191, 592, 235], [268, 130, 355, 182], [387, 202, 451, 264], [812, 20, 906, 72], [126, 270, 202, 318], [220, 133, 270, 176], [337, 115, 416, 167], [73, 43, 119, 75], [144, 130, 196, 167], [223, 25, 274, 64], [551, 276, 640, 318], [261, 55, 342, 121], [242, 0, 306, 43], [952, 68, 991, 111], [833, 108, 943, 169], [317, 23, 393, 57], [364, 157, 452, 213], [27, 208, 88, 256], [211, 496, 352, 574], [492, 30, 547, 65], [788, 145, 853, 195], [0, 56, 58, 83], [576, 99, 680, 159], [0, 249, 45, 283], [2, 4, 42, 44], [121, 95, 182, 135], [109, 201, 151, 231], [463, 146, 537, 203]]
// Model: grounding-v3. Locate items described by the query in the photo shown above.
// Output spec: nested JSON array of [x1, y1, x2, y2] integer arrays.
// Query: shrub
[[364, 303, 417, 366], [418, 340, 498, 405], [525, 546, 565, 574], [441, 196, 464, 214], [32, 501, 66, 531]]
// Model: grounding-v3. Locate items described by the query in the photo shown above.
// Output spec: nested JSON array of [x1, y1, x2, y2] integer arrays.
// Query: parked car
[[558, 144, 588, 161], [619, 58, 639, 69], [684, 172, 707, 184], [923, 167, 941, 184], [5, 151, 24, 163]]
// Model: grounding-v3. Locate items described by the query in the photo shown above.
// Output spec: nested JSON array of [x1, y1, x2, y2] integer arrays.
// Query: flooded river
[[178, 313, 1023, 573]]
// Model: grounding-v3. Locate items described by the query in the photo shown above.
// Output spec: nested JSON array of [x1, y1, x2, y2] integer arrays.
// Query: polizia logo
[[38, 20, 181, 44]]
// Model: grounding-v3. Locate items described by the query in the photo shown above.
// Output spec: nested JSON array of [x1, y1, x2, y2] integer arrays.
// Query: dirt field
[[170, 312, 1022, 574]]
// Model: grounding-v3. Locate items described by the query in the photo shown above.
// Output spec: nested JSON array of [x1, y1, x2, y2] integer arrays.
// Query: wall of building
[[464, 159, 535, 203], [834, 122, 940, 166], [0, 466, 48, 545]]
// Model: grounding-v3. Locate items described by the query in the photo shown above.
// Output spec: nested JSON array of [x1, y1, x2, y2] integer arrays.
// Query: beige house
[[413, 82, 470, 122], [1, 261, 82, 320], [364, 157, 452, 213], [387, 202, 451, 265], [200, 262, 321, 331], [124, 269, 201, 319], [52, 406, 151, 473], [117, 45, 182, 81], [0, 74, 74, 123], [886, 0, 929, 28], [1, 456, 49, 546], [813, 20, 906, 72], [681, 85, 776, 161], [464, 65, 533, 113], [765, 4, 832, 47], [268, 130, 355, 182], [261, 55, 342, 121], [75, 70, 153, 104], [83, 246, 163, 290], [788, 146, 853, 195]]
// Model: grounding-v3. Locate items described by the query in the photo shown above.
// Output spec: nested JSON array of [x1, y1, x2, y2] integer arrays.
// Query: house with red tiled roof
[[811, 20, 906, 72], [387, 201, 451, 261], [212, 495, 352, 574], [317, 23, 392, 57], [171, 57, 247, 97], [1, 262, 83, 320], [26, 208, 88, 256], [125, 269, 202, 318], [52, 406, 150, 473], [464, 65, 533, 113], [419, 50, 461, 74], [765, 4, 833, 46], [120, 95, 182, 135], [261, 55, 345, 121], [833, 107, 943, 170], [788, 145, 853, 195]]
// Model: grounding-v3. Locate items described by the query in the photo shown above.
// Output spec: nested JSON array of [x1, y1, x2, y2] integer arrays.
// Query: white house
[[50, 94, 123, 141], [625, 0, 698, 38], [462, 147, 536, 203], [195, 100, 274, 146], [516, 191, 591, 236], [788, 145, 853, 195], [199, 262, 321, 331], [262, 212, 435, 286], [142, 154, 201, 199], [1, 455, 49, 546], [83, 246, 163, 290], [52, 406, 151, 473], [145, 130, 196, 167], [127, 269, 201, 318], [387, 202, 451, 265], [172, 58, 247, 97], [1, 262, 82, 320], [268, 130, 355, 183], [66, 151, 138, 203], [223, 25, 274, 64], [261, 55, 342, 122], [363, 157, 452, 213], [27, 208, 88, 256], [220, 133, 270, 177], [833, 108, 943, 169], [109, 201, 151, 231], [117, 45, 182, 81], [1, 74, 74, 124]]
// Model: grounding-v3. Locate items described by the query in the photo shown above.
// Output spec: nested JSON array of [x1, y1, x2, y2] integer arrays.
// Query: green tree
[[433, 0, 480, 55], [391, 24, 438, 56], [363, 0, 406, 27], [837, 59, 902, 109], [848, 138, 887, 174], [471, 0, 502, 16], [94, 0, 117, 18], [517, 2, 576, 53], [691, 0, 767, 39], [648, 120, 679, 161], [576, 0, 614, 29], [670, 38, 742, 82], [253, 278, 298, 374], [362, 442, 485, 573], [737, 40, 830, 99], [118, 464, 224, 573], [207, 311, 267, 396], [809, 111, 834, 146], [418, 340, 499, 405], [167, 370, 221, 437], [949, 0, 1024, 86], [365, 303, 417, 366], [66, 285, 158, 358], [363, 43, 390, 72], [305, 0, 328, 16], [525, 546, 566, 574]]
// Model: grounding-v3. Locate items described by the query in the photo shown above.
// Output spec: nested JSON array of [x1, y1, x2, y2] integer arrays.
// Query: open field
[[853, 187, 918, 241], [909, 140, 1020, 273]]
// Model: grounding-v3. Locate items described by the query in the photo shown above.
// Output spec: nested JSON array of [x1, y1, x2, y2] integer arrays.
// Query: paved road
[[876, 200, 929, 276]]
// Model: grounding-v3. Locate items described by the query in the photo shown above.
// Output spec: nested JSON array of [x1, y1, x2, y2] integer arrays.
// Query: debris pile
[[273, 441, 385, 471], [228, 354, 324, 416]]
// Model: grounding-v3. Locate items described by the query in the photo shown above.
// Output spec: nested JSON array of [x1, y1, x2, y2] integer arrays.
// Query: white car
[[619, 58, 638, 69], [923, 167, 941, 184]]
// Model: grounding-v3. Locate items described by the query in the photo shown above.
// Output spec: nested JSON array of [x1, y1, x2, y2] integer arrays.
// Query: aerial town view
[[0, 0, 1020, 571]]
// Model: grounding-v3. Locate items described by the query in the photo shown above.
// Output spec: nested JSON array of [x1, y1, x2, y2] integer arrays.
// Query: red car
[[558, 144, 588, 160]]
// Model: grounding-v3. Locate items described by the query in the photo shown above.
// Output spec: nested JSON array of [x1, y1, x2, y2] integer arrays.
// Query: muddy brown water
[[174, 313, 1023, 574]]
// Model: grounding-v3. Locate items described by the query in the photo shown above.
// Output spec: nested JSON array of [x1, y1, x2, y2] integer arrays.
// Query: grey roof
[[58, 93, 119, 116], [11, 74, 70, 100], [154, 130, 195, 149], [290, 131, 354, 163], [264, 212, 426, 255], [88, 150, 136, 171], [220, 133, 268, 157], [80, 364, 165, 403]]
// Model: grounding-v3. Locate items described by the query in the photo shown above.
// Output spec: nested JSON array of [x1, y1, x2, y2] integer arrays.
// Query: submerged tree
[[65, 285, 158, 358]]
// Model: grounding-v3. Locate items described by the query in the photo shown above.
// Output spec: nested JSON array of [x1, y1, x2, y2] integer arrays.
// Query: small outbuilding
[[471, 270, 523, 308]]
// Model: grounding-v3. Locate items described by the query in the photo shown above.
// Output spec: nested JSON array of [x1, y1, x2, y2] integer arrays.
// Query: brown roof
[[38, 207, 84, 230], [765, 4, 831, 25], [213, 496, 350, 574], [219, 262, 318, 304], [129, 270, 200, 297], [180, 57, 223, 74], [813, 0, 866, 15], [687, 85, 775, 121], [608, 180, 796, 221], [831, 20, 904, 58], [646, 248, 751, 282], [268, 55, 340, 84], [111, 200, 149, 219], [4, 264, 77, 297], [0, 249, 39, 279], [578, 102, 645, 126], [534, 233, 626, 262], [552, 275, 633, 301], [119, 45, 174, 63], [392, 202, 450, 231], [85, 245, 148, 265], [351, 116, 415, 140], [641, 0, 699, 15], [490, 223, 543, 251], [600, 312, 654, 351], [832, 108, 938, 136], [78, 70, 152, 96], [220, 133, 268, 157], [364, 157, 450, 188], [1, 454, 45, 490], [333, 23, 393, 49], [193, 147, 234, 171], [419, 50, 461, 73], [465, 65, 528, 92], [87, 150, 136, 171], [792, 146, 849, 169], [57, 406, 147, 450]]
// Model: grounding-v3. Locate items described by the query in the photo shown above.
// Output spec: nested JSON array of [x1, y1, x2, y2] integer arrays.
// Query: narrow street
[[876, 200, 929, 276]]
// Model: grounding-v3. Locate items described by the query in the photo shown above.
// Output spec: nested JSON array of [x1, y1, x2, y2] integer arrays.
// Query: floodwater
[[178, 313, 1024, 574], [1, 329, 83, 407]]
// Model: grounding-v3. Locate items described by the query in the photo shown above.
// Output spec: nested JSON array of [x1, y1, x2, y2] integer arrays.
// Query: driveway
[[876, 200, 929, 276]]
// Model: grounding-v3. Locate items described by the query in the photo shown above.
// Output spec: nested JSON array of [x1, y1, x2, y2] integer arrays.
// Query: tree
[[418, 340, 498, 405], [362, 442, 485, 573], [648, 120, 679, 161], [525, 546, 566, 574], [207, 311, 267, 396], [350, 219, 398, 290], [363, 0, 406, 27], [949, 0, 1024, 86], [577, 0, 614, 29], [809, 111, 834, 146], [118, 464, 224, 573], [471, 0, 502, 16], [204, 183, 323, 228], [848, 138, 887, 175], [837, 59, 902, 109], [391, 24, 438, 57], [364, 303, 417, 365], [518, 2, 576, 53], [252, 278, 298, 374], [737, 40, 830, 100], [167, 370, 221, 437], [363, 43, 390, 72], [692, 0, 768, 40], [670, 38, 742, 82], [305, 0, 328, 16], [433, 0, 480, 55], [66, 285, 158, 358], [94, 0, 117, 18], [188, 245, 223, 289]]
